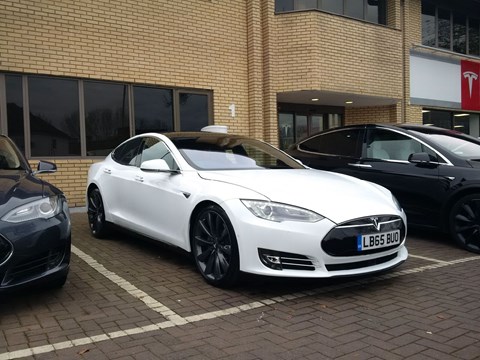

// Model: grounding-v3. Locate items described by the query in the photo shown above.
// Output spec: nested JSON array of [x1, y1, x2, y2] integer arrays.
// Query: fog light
[[266, 255, 281, 264], [258, 249, 283, 270]]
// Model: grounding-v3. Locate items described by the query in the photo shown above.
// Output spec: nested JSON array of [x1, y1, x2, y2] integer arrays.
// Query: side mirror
[[140, 159, 179, 174], [35, 160, 57, 174], [408, 152, 434, 166]]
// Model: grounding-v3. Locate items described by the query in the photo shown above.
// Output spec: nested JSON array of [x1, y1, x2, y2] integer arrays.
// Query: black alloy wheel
[[191, 205, 240, 287], [450, 194, 480, 254], [87, 188, 109, 239]]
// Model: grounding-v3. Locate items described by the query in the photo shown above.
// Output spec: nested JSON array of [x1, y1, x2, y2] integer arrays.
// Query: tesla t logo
[[461, 60, 480, 111], [371, 217, 381, 231], [463, 71, 478, 99]]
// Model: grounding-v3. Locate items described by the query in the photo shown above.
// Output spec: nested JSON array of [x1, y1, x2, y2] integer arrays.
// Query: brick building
[[0, 0, 479, 207]]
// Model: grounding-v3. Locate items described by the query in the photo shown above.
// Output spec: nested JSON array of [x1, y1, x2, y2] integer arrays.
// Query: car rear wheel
[[450, 194, 480, 254], [87, 188, 109, 239], [191, 205, 240, 287]]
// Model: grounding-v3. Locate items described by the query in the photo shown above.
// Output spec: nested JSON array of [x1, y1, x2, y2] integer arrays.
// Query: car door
[[100, 137, 143, 224], [126, 136, 194, 247], [292, 127, 365, 177], [357, 127, 444, 227]]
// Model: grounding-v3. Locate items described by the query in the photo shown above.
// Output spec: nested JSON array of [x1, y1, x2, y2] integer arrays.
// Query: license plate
[[357, 230, 400, 251]]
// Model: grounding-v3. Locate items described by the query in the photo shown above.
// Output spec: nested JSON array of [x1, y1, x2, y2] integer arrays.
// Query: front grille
[[326, 252, 398, 271], [0, 235, 13, 266], [258, 248, 315, 271], [2, 246, 65, 286], [322, 216, 405, 257]]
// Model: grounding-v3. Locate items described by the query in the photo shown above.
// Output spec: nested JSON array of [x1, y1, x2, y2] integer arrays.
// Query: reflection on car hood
[[0, 170, 54, 216], [199, 169, 399, 224]]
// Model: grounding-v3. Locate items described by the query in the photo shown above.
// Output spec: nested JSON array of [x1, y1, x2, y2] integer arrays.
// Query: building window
[[29, 76, 80, 157], [469, 19, 480, 56], [322, 0, 343, 14], [5, 75, 25, 153], [133, 86, 173, 135], [453, 13, 467, 54], [422, 2, 435, 47], [0, 74, 212, 158], [85, 81, 130, 156], [275, 0, 387, 25], [179, 92, 210, 131], [345, 0, 364, 20], [437, 8, 451, 50], [278, 108, 343, 150], [421, 0, 480, 56], [423, 109, 480, 138]]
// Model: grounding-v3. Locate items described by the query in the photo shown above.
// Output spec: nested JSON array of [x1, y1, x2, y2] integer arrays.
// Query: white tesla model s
[[87, 131, 408, 287]]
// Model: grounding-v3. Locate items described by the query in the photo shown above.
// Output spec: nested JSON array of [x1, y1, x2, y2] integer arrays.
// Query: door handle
[[103, 168, 112, 174], [348, 163, 372, 168], [135, 175, 144, 182]]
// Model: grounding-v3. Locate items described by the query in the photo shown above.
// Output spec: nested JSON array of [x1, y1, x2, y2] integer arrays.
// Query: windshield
[[0, 137, 26, 170], [418, 132, 480, 160], [171, 136, 304, 170]]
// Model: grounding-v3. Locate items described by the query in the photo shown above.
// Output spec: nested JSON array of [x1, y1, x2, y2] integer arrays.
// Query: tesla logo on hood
[[371, 217, 381, 231]]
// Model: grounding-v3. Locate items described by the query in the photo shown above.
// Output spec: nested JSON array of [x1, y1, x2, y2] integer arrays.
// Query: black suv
[[287, 124, 480, 254]]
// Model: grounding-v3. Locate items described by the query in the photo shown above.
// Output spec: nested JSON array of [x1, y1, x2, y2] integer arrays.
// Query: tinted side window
[[299, 129, 361, 157], [112, 138, 142, 166], [366, 129, 438, 161], [139, 137, 177, 170]]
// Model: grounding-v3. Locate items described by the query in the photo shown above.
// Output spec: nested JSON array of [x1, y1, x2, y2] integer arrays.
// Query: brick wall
[[30, 159, 99, 208], [1, 0, 417, 207], [345, 104, 400, 124], [271, 10, 403, 100], [404, 0, 423, 124], [0, 0, 251, 133], [1, 0, 253, 207]]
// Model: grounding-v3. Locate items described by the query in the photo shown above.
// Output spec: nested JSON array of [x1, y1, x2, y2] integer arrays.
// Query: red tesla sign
[[461, 60, 480, 111]]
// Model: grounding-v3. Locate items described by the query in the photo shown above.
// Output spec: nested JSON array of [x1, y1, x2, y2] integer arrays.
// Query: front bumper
[[222, 199, 408, 278], [0, 199, 71, 292]]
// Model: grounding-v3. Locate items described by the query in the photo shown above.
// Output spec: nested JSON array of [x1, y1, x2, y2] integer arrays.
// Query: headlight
[[1, 196, 61, 223], [241, 200, 323, 223]]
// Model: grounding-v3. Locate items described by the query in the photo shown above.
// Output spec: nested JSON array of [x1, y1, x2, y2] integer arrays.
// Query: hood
[[0, 170, 54, 216], [199, 169, 400, 224]]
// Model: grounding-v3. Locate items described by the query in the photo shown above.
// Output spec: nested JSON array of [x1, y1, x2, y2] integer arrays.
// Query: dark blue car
[[0, 135, 70, 292]]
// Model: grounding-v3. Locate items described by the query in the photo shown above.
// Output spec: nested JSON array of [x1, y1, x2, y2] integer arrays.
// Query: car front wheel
[[449, 194, 480, 254], [191, 205, 240, 287], [87, 187, 109, 239]]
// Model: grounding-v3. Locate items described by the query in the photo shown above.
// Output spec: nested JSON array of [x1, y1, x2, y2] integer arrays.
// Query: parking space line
[[0, 321, 178, 360], [2, 253, 480, 360], [71, 245, 187, 325], [409, 254, 480, 265], [408, 254, 450, 264]]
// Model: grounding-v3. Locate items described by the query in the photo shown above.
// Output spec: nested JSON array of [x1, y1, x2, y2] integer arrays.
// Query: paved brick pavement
[[1, 213, 479, 359]]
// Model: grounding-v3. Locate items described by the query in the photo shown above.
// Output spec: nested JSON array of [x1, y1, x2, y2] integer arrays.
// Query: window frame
[[297, 127, 363, 158], [365, 128, 441, 163], [277, 103, 344, 151], [421, 0, 480, 56], [274, 0, 388, 26], [0, 74, 213, 159]]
